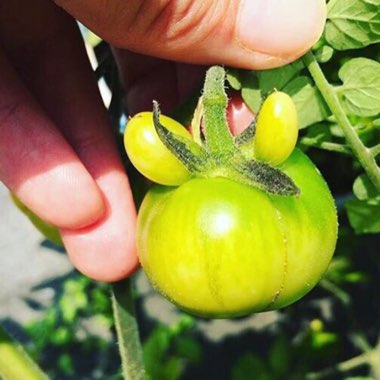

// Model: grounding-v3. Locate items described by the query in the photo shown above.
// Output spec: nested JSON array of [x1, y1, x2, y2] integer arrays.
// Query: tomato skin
[[254, 92, 298, 166], [137, 149, 337, 318], [124, 112, 192, 186]]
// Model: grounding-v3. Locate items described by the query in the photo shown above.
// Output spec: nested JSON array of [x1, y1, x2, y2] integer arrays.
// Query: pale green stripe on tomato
[[254, 92, 298, 166], [124, 112, 192, 186], [268, 149, 338, 309]]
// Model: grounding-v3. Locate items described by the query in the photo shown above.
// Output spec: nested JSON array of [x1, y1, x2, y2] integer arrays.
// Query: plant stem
[[303, 51, 380, 192], [299, 138, 351, 155], [0, 325, 48, 380], [202, 66, 234, 158], [111, 278, 147, 380], [370, 144, 380, 158], [306, 349, 380, 380]]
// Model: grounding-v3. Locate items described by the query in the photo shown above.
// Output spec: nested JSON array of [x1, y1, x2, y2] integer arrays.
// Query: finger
[[1, 0, 138, 280], [54, 0, 326, 69], [113, 50, 205, 115], [0, 52, 104, 229]]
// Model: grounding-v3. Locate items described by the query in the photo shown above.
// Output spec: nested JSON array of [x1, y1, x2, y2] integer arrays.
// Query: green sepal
[[234, 116, 257, 147], [153, 101, 208, 173], [232, 159, 300, 196]]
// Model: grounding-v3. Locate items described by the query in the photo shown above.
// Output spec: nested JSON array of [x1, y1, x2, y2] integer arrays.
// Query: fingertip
[[15, 162, 105, 229], [236, 0, 327, 63], [60, 170, 139, 282]]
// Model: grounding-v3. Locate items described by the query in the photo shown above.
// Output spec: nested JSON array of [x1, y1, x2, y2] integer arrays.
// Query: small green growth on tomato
[[124, 112, 192, 186], [125, 66, 338, 318], [254, 91, 298, 166]]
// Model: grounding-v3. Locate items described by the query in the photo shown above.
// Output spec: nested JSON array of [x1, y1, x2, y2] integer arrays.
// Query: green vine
[[111, 279, 147, 380], [303, 51, 380, 192]]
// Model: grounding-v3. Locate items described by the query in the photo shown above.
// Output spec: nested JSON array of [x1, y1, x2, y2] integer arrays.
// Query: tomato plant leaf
[[153, 101, 208, 173], [326, 0, 380, 50], [337, 58, 380, 117], [233, 159, 300, 196], [226, 68, 242, 90], [257, 60, 304, 95], [240, 61, 304, 112], [283, 77, 330, 129], [346, 197, 380, 234], [241, 73, 262, 113], [313, 45, 334, 63], [353, 174, 380, 201]]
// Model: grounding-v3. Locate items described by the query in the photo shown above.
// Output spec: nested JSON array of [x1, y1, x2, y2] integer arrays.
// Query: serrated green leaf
[[257, 60, 304, 94], [283, 77, 330, 129], [337, 58, 380, 117], [353, 174, 380, 201], [346, 197, 380, 234], [326, 0, 380, 50]]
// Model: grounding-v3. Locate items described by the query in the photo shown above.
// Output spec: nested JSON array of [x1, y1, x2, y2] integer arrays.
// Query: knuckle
[[112, 0, 234, 51]]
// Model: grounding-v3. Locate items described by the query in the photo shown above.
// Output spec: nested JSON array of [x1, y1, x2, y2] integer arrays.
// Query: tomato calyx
[[152, 66, 300, 196]]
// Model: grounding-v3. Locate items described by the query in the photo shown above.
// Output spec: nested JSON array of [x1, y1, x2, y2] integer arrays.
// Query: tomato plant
[[124, 112, 192, 186], [125, 66, 338, 318], [254, 91, 298, 165]]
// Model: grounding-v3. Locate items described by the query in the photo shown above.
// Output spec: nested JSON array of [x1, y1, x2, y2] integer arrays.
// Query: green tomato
[[11, 194, 63, 246], [137, 149, 337, 318], [254, 92, 298, 166], [124, 112, 192, 186]]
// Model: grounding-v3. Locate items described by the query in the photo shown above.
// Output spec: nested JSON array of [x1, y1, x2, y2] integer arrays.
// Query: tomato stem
[[111, 279, 147, 380], [303, 51, 380, 192], [370, 144, 380, 158], [306, 348, 380, 380], [202, 66, 235, 159], [299, 138, 351, 155], [0, 325, 48, 380]]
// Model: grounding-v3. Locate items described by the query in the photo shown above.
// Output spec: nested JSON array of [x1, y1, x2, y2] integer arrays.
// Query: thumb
[[55, 0, 326, 69]]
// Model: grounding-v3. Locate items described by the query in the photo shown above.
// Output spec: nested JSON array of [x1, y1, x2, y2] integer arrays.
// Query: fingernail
[[237, 0, 326, 58]]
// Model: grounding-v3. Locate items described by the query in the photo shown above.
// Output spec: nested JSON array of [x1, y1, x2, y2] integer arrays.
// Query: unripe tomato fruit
[[254, 92, 298, 166], [124, 112, 192, 185], [137, 149, 337, 318], [11, 194, 63, 246]]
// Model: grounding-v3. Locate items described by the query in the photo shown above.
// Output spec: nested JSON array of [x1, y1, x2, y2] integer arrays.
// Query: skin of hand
[[0, 0, 326, 282]]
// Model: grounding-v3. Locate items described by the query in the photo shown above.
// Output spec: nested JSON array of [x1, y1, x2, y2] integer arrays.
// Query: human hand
[[0, 0, 326, 281]]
